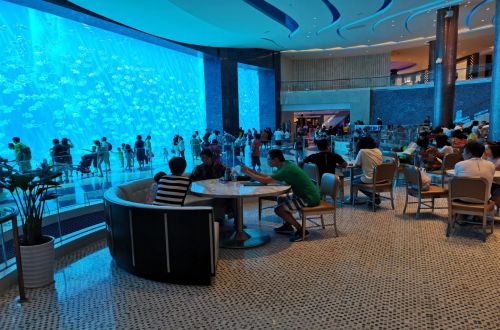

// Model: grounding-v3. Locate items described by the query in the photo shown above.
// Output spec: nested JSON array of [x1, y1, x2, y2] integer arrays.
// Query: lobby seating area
[[1, 190, 499, 329], [1, 0, 500, 328]]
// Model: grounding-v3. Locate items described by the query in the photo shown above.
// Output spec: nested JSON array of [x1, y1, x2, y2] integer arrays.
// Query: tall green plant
[[0, 162, 61, 246]]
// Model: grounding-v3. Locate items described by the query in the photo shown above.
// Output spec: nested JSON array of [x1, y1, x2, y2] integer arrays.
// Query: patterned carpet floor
[[1, 187, 499, 329]]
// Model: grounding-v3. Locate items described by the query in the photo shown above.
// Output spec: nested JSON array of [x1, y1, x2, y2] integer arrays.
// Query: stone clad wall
[[371, 80, 491, 125]]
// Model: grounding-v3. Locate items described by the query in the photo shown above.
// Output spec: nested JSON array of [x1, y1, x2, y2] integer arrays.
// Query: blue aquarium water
[[0, 0, 207, 163], [237, 64, 260, 131]]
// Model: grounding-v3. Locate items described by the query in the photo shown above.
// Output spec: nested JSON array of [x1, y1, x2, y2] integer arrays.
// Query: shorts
[[275, 140, 282, 146], [275, 194, 306, 213], [251, 156, 261, 167]]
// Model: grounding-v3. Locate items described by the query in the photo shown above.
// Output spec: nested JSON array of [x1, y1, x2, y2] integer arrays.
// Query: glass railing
[[281, 64, 493, 91], [0, 139, 304, 272]]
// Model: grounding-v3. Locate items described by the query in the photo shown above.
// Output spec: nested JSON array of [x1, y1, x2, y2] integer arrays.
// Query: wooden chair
[[299, 173, 339, 240], [258, 196, 277, 223], [446, 176, 496, 242], [429, 153, 462, 187], [384, 151, 407, 187], [402, 165, 448, 218], [303, 163, 320, 188], [352, 162, 397, 212]]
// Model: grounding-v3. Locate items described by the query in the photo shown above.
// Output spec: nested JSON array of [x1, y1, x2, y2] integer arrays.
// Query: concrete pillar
[[433, 6, 459, 128], [489, 0, 500, 140], [428, 40, 435, 81]]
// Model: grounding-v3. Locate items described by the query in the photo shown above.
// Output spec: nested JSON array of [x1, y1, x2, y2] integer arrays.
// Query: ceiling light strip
[[336, 0, 393, 39], [316, 0, 341, 34], [466, 0, 493, 29], [243, 0, 299, 38], [372, 0, 447, 32], [405, 0, 464, 33]]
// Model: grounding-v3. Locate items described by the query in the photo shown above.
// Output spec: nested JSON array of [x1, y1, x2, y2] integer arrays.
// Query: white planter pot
[[20, 236, 55, 288]]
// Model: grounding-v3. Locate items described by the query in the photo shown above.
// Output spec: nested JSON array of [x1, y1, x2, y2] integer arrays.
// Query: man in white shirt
[[454, 142, 495, 201], [353, 136, 383, 204]]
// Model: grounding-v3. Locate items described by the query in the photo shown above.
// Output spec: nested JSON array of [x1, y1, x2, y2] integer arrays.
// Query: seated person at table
[[454, 142, 496, 204], [353, 136, 383, 204], [435, 135, 454, 158], [153, 157, 191, 206], [416, 137, 441, 171], [241, 149, 320, 242], [484, 141, 500, 171], [301, 139, 347, 183], [145, 171, 167, 204], [190, 149, 234, 222], [451, 130, 467, 149], [191, 149, 226, 181]]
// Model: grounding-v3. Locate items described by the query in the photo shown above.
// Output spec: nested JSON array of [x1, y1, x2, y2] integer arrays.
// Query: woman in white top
[[353, 136, 383, 204]]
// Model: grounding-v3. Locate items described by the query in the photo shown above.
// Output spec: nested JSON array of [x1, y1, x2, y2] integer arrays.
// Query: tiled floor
[[1, 189, 499, 329]]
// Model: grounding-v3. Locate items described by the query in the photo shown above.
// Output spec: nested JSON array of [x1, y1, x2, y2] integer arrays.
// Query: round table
[[190, 179, 290, 249]]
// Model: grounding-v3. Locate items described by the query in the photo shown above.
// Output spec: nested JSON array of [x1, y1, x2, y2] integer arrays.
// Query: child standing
[[125, 144, 134, 170], [163, 147, 169, 162], [251, 133, 261, 171], [116, 147, 125, 168]]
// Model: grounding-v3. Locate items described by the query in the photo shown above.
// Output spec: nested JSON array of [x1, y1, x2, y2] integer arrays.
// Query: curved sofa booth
[[104, 178, 219, 285]]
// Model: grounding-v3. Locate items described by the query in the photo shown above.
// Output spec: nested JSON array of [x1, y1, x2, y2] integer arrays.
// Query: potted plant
[[0, 161, 61, 288]]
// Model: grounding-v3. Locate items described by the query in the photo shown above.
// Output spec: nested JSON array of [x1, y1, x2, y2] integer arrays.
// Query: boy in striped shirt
[[154, 157, 191, 206]]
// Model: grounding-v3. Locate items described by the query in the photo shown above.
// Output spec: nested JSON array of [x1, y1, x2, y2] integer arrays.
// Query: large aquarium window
[[0, 0, 206, 162], [237, 64, 260, 131]]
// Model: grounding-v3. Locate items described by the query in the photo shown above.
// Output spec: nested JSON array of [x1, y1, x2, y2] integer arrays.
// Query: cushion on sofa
[[118, 178, 154, 203]]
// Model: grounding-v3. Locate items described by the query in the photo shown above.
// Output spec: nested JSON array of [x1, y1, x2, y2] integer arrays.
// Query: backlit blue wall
[[371, 80, 491, 125], [238, 64, 260, 131], [0, 0, 206, 162]]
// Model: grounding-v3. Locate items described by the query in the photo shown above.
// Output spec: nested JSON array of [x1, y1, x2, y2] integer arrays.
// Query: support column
[[428, 40, 435, 82], [489, 0, 500, 140], [219, 50, 240, 135], [433, 6, 459, 128]]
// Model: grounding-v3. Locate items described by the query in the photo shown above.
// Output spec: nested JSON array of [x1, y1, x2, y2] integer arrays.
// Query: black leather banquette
[[104, 179, 219, 285]]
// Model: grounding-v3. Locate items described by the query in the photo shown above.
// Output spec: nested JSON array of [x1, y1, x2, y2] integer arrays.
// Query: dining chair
[[446, 176, 496, 242], [303, 163, 320, 188], [402, 165, 448, 218], [352, 162, 397, 212], [299, 173, 339, 240], [429, 153, 462, 187]]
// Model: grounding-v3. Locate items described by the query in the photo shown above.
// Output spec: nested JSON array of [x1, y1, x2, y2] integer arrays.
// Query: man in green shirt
[[241, 149, 320, 242]]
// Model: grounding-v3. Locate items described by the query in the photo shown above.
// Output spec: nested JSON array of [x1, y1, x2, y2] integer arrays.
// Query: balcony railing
[[281, 64, 493, 92]]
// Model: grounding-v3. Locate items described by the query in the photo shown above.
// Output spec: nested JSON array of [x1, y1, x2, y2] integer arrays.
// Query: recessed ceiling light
[[392, 24, 395, 27]]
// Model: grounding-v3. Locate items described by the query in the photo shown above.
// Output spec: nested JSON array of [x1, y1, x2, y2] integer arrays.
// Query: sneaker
[[274, 224, 294, 234], [289, 230, 309, 242]]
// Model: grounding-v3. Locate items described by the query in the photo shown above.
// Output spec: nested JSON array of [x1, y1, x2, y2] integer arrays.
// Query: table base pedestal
[[220, 229, 270, 249]]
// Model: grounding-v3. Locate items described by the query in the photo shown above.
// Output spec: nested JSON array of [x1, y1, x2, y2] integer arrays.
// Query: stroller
[[76, 153, 96, 177]]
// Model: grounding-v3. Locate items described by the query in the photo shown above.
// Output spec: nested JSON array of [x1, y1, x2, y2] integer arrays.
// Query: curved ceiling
[[67, 0, 496, 55]]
